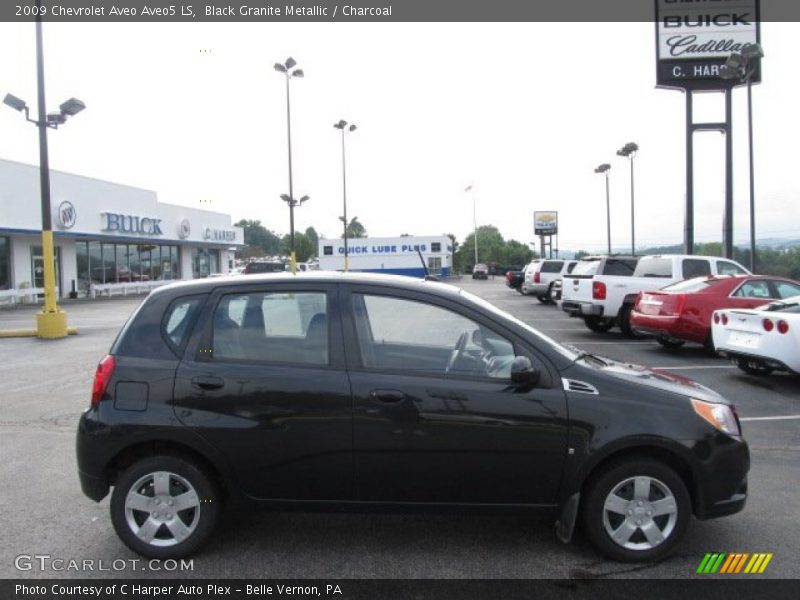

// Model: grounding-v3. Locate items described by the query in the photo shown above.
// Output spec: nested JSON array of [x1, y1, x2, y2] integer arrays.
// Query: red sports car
[[631, 275, 800, 350]]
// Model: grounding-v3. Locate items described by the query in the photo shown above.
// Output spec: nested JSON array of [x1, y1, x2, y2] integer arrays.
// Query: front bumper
[[691, 434, 750, 520]]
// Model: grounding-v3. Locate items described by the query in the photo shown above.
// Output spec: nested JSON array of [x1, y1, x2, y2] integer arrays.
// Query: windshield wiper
[[565, 345, 611, 366]]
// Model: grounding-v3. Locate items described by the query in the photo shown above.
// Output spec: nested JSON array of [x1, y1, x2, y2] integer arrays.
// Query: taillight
[[91, 355, 116, 408], [777, 320, 789, 334], [592, 281, 606, 300], [721, 313, 728, 326], [658, 294, 685, 316], [713, 313, 720, 324], [534, 272, 541, 283], [763, 318, 774, 332]]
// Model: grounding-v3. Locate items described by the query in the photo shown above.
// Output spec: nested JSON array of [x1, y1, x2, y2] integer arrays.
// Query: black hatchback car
[[77, 273, 748, 562]]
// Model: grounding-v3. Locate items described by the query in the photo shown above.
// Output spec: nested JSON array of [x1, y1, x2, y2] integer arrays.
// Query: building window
[[78, 241, 180, 289], [323, 246, 333, 256], [431, 242, 441, 253], [191, 248, 220, 278], [0, 237, 10, 290]]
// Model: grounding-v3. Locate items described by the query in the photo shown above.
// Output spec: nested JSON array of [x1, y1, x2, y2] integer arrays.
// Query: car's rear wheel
[[537, 294, 549, 304], [583, 316, 614, 333], [110, 455, 220, 559], [656, 337, 685, 349], [582, 458, 690, 562], [736, 358, 774, 376]]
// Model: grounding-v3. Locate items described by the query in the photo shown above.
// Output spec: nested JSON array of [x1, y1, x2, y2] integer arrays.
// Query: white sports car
[[712, 295, 800, 376]]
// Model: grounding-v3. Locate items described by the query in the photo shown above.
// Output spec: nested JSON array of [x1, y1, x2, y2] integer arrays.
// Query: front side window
[[352, 294, 516, 379], [212, 291, 328, 365], [774, 281, 800, 299]]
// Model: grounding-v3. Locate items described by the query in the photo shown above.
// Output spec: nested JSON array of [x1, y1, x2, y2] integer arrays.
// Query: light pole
[[616, 142, 638, 256], [3, 5, 85, 338], [280, 194, 309, 265], [334, 119, 357, 271], [594, 163, 612, 255], [465, 185, 478, 266], [721, 43, 764, 273], [274, 57, 304, 273]]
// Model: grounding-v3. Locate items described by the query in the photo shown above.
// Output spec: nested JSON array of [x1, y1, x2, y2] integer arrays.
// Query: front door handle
[[191, 376, 225, 391], [370, 389, 406, 403]]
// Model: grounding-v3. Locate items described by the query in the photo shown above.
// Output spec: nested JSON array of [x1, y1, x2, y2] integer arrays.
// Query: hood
[[572, 358, 728, 404]]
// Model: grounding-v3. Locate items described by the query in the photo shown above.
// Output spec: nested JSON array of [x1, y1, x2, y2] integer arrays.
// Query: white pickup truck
[[561, 254, 750, 337]]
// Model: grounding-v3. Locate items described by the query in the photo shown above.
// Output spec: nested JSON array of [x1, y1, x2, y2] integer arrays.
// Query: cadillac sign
[[655, 0, 760, 90]]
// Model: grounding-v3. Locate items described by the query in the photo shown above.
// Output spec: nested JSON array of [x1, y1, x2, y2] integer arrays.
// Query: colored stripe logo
[[697, 553, 773, 574]]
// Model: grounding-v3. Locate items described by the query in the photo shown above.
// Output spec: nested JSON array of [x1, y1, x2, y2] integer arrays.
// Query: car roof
[[149, 271, 465, 299]]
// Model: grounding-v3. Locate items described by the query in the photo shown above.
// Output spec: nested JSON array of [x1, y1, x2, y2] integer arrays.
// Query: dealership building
[[0, 159, 244, 297]]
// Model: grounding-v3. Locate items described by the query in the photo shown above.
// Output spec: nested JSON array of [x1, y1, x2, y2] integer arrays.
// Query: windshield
[[761, 295, 800, 313]]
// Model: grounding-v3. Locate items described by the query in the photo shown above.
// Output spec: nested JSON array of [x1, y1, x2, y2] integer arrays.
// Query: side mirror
[[510, 356, 540, 387]]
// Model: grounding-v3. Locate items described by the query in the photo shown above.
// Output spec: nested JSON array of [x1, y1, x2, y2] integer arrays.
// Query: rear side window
[[634, 258, 672, 278], [163, 297, 203, 351], [602, 259, 637, 276], [541, 261, 564, 273], [682, 259, 711, 279], [565, 261, 577, 274], [212, 291, 328, 365]]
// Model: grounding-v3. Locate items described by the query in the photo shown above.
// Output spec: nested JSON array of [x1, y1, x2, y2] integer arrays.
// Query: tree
[[304, 226, 319, 250], [280, 232, 316, 263], [234, 219, 282, 255], [342, 216, 367, 239]]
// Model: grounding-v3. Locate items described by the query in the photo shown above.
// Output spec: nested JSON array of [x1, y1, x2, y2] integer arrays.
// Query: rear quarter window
[[163, 296, 204, 351], [602, 259, 637, 276], [634, 258, 672, 278]]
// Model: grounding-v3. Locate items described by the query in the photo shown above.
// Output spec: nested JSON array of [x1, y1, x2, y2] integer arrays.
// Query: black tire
[[584, 316, 614, 333], [736, 358, 775, 376], [581, 458, 691, 563], [656, 337, 685, 350], [110, 455, 220, 559], [618, 304, 643, 339], [703, 334, 717, 356], [537, 295, 549, 304]]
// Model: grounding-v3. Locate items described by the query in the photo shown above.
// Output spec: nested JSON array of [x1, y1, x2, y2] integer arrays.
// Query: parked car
[[505, 268, 525, 292], [562, 254, 749, 338], [631, 275, 800, 351], [521, 259, 578, 303], [472, 263, 489, 279], [713, 295, 800, 376], [561, 256, 640, 332], [243, 261, 285, 274], [77, 272, 748, 562]]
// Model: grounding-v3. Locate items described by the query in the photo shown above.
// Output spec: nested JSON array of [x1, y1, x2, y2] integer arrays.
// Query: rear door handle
[[191, 376, 225, 391], [370, 389, 406, 403]]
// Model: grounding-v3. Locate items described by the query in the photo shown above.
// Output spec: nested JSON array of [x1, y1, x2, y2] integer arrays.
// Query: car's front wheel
[[581, 458, 690, 562], [110, 455, 220, 558]]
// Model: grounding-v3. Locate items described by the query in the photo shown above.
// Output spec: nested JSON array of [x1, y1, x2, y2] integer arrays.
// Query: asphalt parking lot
[[0, 279, 798, 580]]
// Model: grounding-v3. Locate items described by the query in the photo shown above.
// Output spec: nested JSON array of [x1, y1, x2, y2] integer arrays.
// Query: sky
[[1, 21, 798, 253]]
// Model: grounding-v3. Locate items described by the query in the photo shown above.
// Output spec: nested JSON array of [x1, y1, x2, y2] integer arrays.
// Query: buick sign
[[102, 213, 163, 236], [56, 201, 76, 229]]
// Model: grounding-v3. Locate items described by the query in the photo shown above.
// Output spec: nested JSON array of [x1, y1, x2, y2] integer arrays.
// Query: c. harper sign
[[655, 0, 760, 90]]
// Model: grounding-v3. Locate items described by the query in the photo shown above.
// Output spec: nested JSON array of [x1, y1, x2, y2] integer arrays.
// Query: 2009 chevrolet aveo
[[77, 273, 748, 562]]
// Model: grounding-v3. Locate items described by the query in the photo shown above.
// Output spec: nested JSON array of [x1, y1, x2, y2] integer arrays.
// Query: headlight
[[691, 398, 741, 436]]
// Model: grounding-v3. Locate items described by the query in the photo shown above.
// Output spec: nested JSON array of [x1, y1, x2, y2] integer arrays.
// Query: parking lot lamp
[[616, 142, 638, 256], [281, 194, 310, 266], [721, 43, 764, 273], [465, 185, 478, 265], [594, 163, 612, 255], [3, 7, 85, 338], [334, 119, 357, 271], [274, 57, 304, 273]]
